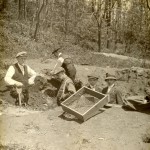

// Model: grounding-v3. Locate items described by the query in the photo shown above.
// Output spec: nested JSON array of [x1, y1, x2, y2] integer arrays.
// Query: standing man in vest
[[4, 51, 37, 106], [51, 48, 76, 82], [53, 67, 76, 106]]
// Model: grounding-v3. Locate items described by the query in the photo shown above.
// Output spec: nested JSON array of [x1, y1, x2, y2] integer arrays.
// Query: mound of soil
[[1, 60, 150, 111], [115, 67, 150, 97], [0, 75, 59, 111]]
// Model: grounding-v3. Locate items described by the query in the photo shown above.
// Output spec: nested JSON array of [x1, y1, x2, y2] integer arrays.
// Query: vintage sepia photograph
[[0, 0, 150, 149]]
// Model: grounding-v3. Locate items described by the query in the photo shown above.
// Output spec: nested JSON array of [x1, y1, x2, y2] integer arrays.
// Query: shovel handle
[[16, 87, 22, 106]]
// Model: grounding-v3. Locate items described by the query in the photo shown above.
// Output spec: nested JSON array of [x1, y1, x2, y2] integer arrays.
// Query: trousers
[[10, 86, 29, 105]]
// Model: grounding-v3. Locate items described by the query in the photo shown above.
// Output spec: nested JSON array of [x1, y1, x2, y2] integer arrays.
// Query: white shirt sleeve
[[4, 66, 21, 85], [27, 65, 37, 85], [58, 57, 64, 63], [53, 57, 64, 72]]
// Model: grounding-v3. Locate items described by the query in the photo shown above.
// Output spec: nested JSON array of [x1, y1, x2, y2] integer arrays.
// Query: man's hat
[[16, 51, 27, 58], [88, 73, 99, 80], [52, 47, 61, 54], [53, 67, 65, 75], [105, 73, 117, 81]]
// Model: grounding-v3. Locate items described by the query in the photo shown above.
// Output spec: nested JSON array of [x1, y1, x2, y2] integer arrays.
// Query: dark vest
[[62, 57, 73, 70], [61, 57, 76, 80], [12, 63, 29, 86]]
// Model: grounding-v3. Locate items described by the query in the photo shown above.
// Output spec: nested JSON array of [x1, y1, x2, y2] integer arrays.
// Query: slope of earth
[[27, 58, 150, 97], [0, 106, 150, 150], [1, 58, 150, 110], [0, 58, 150, 150]]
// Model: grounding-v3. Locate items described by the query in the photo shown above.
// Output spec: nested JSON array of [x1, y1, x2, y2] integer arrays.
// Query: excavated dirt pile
[[0, 71, 59, 111], [1, 65, 150, 111], [115, 67, 150, 97], [27, 75, 58, 110]]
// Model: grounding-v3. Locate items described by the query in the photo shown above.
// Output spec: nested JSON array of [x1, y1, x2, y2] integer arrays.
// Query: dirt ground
[[0, 106, 150, 150], [0, 58, 150, 150]]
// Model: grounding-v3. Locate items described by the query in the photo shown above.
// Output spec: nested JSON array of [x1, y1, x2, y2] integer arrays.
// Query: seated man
[[102, 73, 123, 105], [4, 51, 37, 106], [53, 67, 76, 106], [86, 73, 102, 93]]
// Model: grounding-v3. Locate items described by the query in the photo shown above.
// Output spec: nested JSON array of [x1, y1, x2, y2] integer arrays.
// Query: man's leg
[[10, 87, 19, 105], [66, 65, 76, 82], [22, 89, 29, 105]]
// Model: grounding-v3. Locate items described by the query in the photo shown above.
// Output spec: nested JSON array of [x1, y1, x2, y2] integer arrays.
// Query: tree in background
[[1, 0, 150, 58]]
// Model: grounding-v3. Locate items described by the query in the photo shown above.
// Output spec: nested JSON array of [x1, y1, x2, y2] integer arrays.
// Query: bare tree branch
[[146, 0, 150, 11]]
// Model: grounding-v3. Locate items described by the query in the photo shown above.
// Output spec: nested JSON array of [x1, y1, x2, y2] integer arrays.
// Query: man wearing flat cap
[[52, 48, 76, 82], [102, 73, 123, 105], [53, 67, 76, 106], [4, 51, 37, 105], [86, 73, 102, 93]]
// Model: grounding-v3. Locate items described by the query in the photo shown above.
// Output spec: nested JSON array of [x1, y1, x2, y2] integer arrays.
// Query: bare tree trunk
[[91, 0, 96, 13], [18, 0, 25, 20], [42, 0, 49, 30], [1, 0, 8, 10], [64, 0, 69, 35], [49, 0, 54, 30], [23, 0, 26, 20], [18, 0, 22, 19], [33, 0, 45, 40], [146, 0, 150, 11], [113, 0, 122, 51], [94, 0, 103, 52], [98, 22, 102, 52], [105, 0, 111, 49]]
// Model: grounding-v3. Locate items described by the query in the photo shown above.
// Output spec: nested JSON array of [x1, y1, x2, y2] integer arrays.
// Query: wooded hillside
[[0, 0, 150, 60]]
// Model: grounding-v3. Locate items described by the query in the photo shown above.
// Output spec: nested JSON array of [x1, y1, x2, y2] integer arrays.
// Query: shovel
[[16, 87, 22, 106]]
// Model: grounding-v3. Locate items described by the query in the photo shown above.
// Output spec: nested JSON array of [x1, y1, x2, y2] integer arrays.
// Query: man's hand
[[28, 80, 34, 85], [50, 70, 54, 75], [15, 82, 23, 87], [113, 104, 122, 108]]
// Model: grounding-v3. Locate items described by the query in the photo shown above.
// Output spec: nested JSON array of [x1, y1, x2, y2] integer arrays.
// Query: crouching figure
[[53, 67, 76, 106]]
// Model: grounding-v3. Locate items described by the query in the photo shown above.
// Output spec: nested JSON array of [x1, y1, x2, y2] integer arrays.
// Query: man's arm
[[52, 57, 64, 73], [4, 66, 23, 86], [96, 86, 102, 93], [27, 66, 37, 85], [116, 89, 124, 105], [102, 87, 108, 94], [62, 82, 76, 100]]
